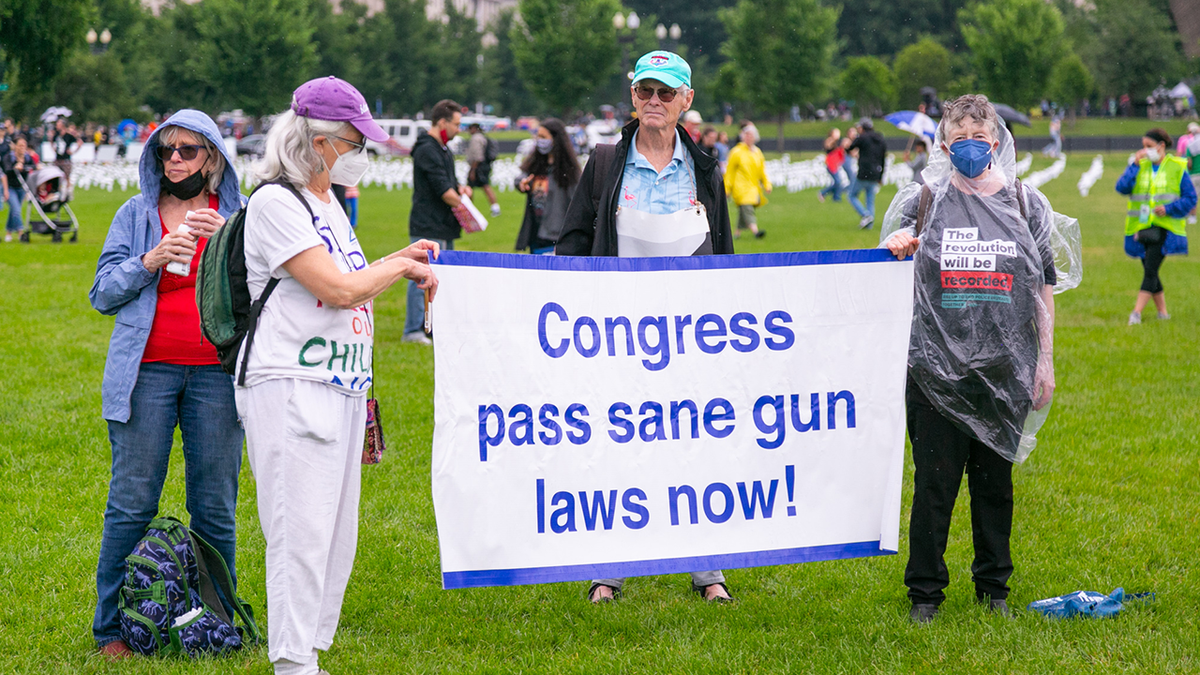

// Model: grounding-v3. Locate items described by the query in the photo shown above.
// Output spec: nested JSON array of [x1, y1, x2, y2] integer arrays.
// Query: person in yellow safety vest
[[725, 123, 770, 239], [1114, 128, 1196, 325]]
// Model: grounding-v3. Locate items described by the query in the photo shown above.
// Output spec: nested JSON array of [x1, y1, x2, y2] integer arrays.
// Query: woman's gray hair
[[159, 125, 226, 195], [255, 110, 353, 186], [941, 94, 1001, 138]]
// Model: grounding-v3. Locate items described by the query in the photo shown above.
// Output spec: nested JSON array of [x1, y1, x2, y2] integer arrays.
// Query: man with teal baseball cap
[[557, 50, 735, 605], [632, 50, 692, 89]]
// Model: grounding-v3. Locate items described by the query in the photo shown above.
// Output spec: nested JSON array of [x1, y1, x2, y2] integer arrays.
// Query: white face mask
[[325, 142, 370, 187], [536, 137, 554, 154], [1144, 146, 1161, 163]]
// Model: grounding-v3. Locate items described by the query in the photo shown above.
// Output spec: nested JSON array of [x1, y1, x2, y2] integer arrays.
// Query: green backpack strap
[[186, 528, 263, 644]]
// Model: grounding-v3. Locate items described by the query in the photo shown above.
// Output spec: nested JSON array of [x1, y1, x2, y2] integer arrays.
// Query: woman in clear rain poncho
[[880, 94, 1081, 624]]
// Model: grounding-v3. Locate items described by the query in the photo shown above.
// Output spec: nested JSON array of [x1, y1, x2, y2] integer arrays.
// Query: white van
[[366, 119, 433, 156]]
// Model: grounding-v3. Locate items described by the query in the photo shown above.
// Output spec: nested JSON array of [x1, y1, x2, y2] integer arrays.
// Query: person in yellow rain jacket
[[1114, 128, 1195, 325], [725, 123, 771, 238]]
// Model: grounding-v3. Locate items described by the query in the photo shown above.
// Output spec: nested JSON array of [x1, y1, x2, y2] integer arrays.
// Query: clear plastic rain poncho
[[880, 119, 1082, 463]]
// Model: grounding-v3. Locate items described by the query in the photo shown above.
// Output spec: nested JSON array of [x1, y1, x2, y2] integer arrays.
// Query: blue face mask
[[948, 139, 993, 178]]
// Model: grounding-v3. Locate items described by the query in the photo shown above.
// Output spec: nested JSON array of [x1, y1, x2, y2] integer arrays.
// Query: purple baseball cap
[[290, 76, 388, 143]]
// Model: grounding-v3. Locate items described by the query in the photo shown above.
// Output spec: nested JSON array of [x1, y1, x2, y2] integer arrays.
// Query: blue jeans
[[93, 363, 244, 646], [5, 186, 23, 232], [850, 180, 880, 219], [404, 236, 453, 336], [819, 167, 843, 201]]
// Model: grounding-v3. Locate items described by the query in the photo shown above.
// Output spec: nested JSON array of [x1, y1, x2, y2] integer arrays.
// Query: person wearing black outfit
[[848, 118, 888, 229], [515, 118, 580, 254], [404, 99, 470, 344], [883, 95, 1058, 624]]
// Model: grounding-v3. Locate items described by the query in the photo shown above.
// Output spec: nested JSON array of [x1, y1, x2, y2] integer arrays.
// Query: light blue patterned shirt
[[617, 130, 698, 215]]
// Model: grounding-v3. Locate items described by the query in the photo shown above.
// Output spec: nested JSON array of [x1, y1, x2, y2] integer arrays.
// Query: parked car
[[459, 115, 511, 132], [236, 134, 266, 156], [365, 119, 433, 156]]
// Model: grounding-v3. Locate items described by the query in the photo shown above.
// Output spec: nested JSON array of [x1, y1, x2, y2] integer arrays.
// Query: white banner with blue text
[[430, 250, 914, 589]]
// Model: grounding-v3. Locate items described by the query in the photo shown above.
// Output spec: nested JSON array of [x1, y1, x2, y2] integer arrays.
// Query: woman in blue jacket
[[88, 110, 244, 659]]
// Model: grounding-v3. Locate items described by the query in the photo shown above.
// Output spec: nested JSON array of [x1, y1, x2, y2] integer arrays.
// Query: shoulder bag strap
[[237, 182, 317, 387], [915, 184, 934, 236]]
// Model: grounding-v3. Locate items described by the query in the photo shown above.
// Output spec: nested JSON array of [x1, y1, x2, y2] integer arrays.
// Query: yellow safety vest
[[1125, 156, 1188, 237]]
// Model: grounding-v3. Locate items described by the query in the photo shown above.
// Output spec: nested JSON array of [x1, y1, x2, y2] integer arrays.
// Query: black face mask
[[161, 168, 207, 201]]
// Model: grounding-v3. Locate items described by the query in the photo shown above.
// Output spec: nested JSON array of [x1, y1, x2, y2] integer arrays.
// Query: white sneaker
[[490, 204, 501, 217], [1187, 215, 1196, 225], [1128, 311, 1142, 325], [858, 215, 873, 230], [402, 332, 433, 345], [1157, 311, 1170, 320], [3, 234, 11, 243]]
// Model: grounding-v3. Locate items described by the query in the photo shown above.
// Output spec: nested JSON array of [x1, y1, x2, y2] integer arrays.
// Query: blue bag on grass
[[1026, 587, 1154, 619], [118, 517, 262, 656]]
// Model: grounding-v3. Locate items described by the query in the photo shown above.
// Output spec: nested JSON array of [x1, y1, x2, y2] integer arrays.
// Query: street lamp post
[[655, 23, 682, 52], [613, 11, 640, 82], [86, 28, 112, 54]]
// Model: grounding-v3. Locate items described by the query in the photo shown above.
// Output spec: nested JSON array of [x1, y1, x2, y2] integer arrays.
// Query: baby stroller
[[18, 166, 79, 243]]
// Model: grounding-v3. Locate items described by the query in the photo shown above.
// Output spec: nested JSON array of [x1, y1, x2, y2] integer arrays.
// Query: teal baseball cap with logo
[[632, 51, 691, 89]]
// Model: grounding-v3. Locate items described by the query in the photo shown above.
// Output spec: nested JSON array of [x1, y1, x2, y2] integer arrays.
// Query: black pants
[[905, 379, 1014, 606], [1140, 237, 1165, 294]]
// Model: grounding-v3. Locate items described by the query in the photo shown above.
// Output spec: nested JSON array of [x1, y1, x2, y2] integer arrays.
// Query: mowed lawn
[[1, 153, 1197, 674]]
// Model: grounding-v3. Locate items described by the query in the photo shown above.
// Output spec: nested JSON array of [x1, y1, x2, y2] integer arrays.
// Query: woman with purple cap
[[238, 76, 440, 675]]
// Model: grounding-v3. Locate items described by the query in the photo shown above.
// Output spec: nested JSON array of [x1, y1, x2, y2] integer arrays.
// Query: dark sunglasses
[[634, 85, 679, 103], [156, 144, 205, 161]]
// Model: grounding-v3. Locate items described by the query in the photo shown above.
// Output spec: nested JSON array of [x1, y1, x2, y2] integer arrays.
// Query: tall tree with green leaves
[[0, 0, 92, 93], [510, 0, 622, 116], [308, 0, 368, 87], [480, 9, 543, 116], [433, 0, 484, 106], [839, 56, 898, 117], [893, 37, 951, 109], [160, 0, 318, 117], [837, 0, 968, 57], [1091, 0, 1184, 99], [959, 0, 1067, 109], [358, 0, 441, 116], [720, 0, 839, 150], [1047, 52, 1093, 125]]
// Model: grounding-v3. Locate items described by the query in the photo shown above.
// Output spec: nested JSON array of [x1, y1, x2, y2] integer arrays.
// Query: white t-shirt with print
[[240, 184, 373, 395]]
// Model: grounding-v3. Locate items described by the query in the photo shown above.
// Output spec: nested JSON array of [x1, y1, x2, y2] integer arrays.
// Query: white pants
[[237, 379, 366, 670]]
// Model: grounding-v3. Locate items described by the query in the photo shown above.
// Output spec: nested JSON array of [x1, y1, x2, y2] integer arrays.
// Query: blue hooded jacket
[[89, 110, 243, 423]]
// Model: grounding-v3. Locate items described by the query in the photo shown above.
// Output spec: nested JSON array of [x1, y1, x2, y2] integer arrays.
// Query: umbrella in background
[[40, 106, 73, 123], [992, 103, 1031, 127], [884, 111, 938, 141], [1169, 82, 1193, 99]]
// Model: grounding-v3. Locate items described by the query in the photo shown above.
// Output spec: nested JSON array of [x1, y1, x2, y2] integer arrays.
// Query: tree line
[[0, 0, 1193, 128]]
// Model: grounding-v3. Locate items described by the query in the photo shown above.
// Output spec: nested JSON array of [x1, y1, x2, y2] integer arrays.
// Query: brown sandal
[[692, 582, 734, 603], [587, 582, 620, 604]]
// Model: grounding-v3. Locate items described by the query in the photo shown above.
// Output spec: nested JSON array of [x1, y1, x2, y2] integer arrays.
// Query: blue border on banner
[[442, 540, 895, 589], [429, 249, 903, 272]]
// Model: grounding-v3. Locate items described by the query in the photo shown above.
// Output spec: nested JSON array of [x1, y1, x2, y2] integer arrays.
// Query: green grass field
[[1, 153, 1197, 674]]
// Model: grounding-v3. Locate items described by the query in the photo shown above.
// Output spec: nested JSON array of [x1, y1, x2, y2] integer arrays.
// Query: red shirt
[[825, 146, 846, 172], [141, 195, 222, 365]]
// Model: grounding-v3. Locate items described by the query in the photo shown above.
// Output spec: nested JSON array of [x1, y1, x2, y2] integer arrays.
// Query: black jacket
[[409, 131, 461, 240], [849, 130, 888, 183], [556, 120, 734, 256]]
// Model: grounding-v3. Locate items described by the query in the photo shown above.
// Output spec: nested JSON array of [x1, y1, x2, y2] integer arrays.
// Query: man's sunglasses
[[156, 144, 206, 161], [634, 85, 680, 103]]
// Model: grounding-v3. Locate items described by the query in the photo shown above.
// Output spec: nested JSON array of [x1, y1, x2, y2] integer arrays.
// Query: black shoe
[[986, 598, 1011, 617], [909, 603, 938, 623], [754, 230, 766, 239]]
